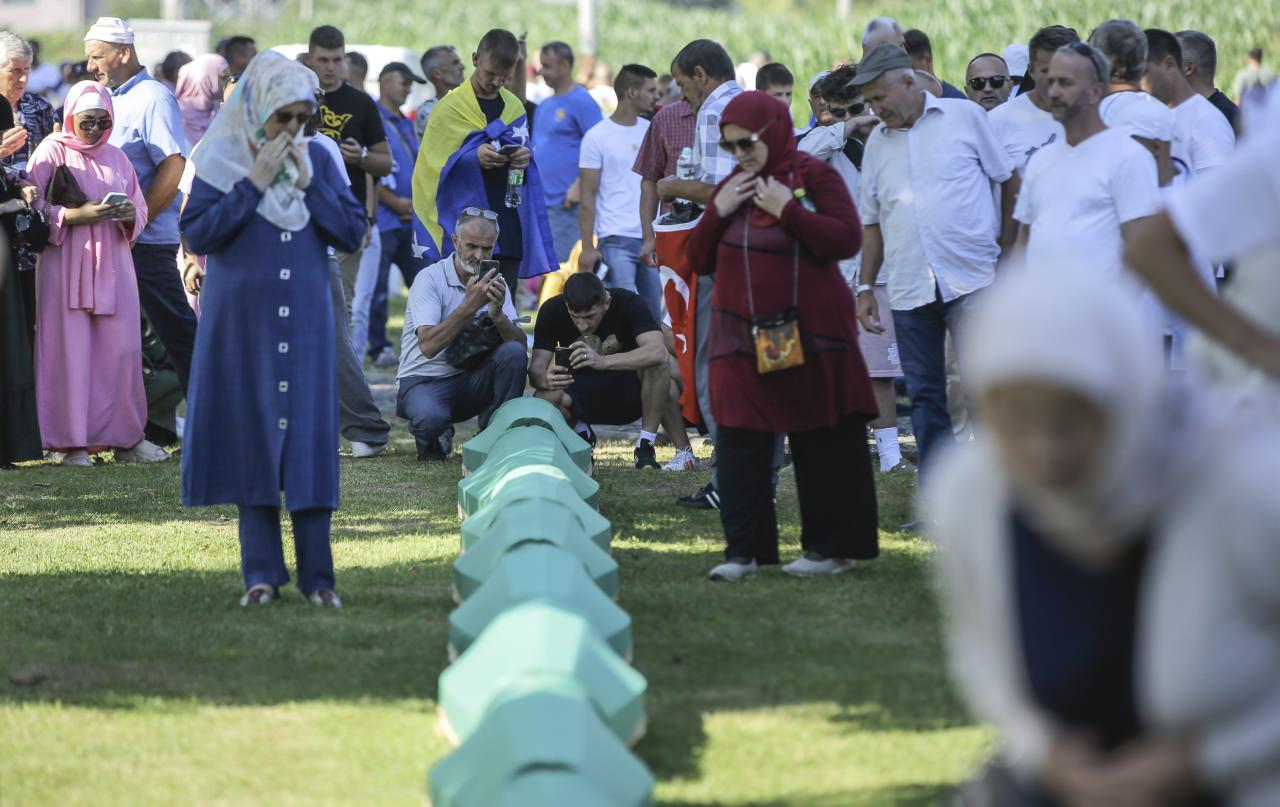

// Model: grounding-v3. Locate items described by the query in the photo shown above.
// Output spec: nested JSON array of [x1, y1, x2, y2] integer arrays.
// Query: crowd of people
[[0, 11, 1278, 801]]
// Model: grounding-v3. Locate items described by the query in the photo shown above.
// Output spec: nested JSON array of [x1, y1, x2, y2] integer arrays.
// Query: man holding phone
[[395, 208, 527, 461], [530, 272, 698, 471]]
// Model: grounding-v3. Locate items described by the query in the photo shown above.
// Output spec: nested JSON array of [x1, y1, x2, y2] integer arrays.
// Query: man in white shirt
[[414, 45, 465, 142], [1091, 19, 1177, 187], [396, 209, 528, 461], [1141, 29, 1236, 180], [853, 44, 1018, 476], [1014, 43, 1161, 292], [989, 25, 1077, 172], [578, 64, 662, 321]]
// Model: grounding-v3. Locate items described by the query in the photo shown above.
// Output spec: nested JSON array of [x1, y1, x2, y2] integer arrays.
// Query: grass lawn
[[0, 300, 991, 804]]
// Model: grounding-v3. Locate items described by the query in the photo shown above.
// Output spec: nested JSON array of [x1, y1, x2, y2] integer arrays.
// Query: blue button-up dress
[[180, 141, 365, 512]]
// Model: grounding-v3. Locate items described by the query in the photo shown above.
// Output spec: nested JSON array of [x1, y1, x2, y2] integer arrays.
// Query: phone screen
[[479, 259, 500, 275], [554, 346, 575, 374], [499, 144, 520, 156]]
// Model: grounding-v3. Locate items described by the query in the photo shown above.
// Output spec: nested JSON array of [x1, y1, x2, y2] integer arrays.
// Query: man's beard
[[457, 255, 481, 276]]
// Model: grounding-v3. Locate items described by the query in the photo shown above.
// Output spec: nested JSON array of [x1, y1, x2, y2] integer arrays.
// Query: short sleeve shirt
[[377, 105, 418, 232], [533, 289, 658, 357], [531, 85, 603, 204], [694, 81, 743, 185], [987, 93, 1064, 173], [317, 82, 388, 209], [579, 117, 649, 239], [398, 255, 518, 381], [109, 68, 189, 244]]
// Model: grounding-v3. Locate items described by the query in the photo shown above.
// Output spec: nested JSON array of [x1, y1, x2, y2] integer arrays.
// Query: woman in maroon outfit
[[687, 91, 879, 582]]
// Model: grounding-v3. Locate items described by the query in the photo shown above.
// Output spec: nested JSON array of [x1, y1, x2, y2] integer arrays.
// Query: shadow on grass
[[659, 783, 953, 806]]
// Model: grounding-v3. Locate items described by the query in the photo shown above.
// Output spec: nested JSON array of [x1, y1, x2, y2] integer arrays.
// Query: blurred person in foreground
[[930, 270, 1280, 807], [180, 52, 366, 608], [686, 92, 879, 581]]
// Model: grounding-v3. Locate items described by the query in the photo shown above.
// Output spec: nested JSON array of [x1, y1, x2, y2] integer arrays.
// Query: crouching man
[[396, 208, 528, 460], [530, 272, 699, 470]]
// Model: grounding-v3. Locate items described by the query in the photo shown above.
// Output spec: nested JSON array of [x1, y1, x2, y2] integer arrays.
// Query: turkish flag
[[656, 216, 703, 428]]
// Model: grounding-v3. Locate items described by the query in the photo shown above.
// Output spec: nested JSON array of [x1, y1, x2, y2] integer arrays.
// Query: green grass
[[0, 405, 991, 804]]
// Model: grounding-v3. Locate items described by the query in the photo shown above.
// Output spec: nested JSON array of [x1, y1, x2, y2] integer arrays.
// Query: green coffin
[[461, 396, 592, 475], [449, 543, 633, 661], [456, 427, 599, 518], [452, 516, 619, 602], [462, 487, 611, 555], [428, 680, 654, 807], [437, 603, 647, 747]]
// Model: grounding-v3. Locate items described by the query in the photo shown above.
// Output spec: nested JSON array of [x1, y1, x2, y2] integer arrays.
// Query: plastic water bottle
[[504, 167, 524, 208], [676, 146, 697, 181], [670, 146, 701, 221]]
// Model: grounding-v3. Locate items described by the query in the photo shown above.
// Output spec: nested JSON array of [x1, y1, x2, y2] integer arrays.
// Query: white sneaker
[[350, 441, 387, 458], [372, 347, 399, 368], [662, 448, 702, 472], [114, 440, 170, 464], [708, 559, 757, 582], [61, 449, 92, 467], [782, 554, 856, 577]]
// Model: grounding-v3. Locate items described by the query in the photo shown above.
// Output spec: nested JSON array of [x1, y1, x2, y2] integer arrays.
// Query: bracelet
[[855, 283, 875, 295]]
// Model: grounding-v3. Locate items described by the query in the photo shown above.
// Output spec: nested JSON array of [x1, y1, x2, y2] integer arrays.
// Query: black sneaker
[[575, 424, 597, 448], [634, 440, 659, 470], [677, 483, 720, 510]]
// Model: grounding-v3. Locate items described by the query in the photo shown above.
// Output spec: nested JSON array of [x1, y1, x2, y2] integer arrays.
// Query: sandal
[[307, 589, 343, 609], [239, 584, 278, 606]]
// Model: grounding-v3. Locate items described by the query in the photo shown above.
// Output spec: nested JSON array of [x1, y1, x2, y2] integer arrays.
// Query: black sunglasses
[[967, 76, 1008, 91], [274, 110, 313, 126], [827, 102, 866, 120], [718, 121, 772, 155], [77, 116, 111, 131]]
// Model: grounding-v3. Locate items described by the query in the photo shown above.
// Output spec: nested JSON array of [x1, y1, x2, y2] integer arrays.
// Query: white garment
[[189, 51, 318, 232], [398, 255, 518, 380], [798, 122, 862, 282], [987, 93, 1064, 173], [1100, 90, 1175, 141], [1171, 93, 1236, 177], [179, 133, 347, 195], [349, 228, 383, 359], [1014, 128, 1162, 284], [578, 117, 649, 239], [859, 92, 1014, 311], [83, 16, 134, 44]]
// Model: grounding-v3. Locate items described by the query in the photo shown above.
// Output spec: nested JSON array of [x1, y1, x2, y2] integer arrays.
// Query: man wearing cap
[[1003, 44, 1029, 97], [853, 43, 1017, 477], [1014, 43, 1161, 296], [84, 17, 197, 393], [366, 61, 427, 368]]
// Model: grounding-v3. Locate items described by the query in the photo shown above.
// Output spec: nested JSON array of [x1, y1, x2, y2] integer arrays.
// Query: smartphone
[[498, 144, 521, 157], [479, 258, 500, 277], [101, 192, 128, 207], [554, 346, 575, 376]]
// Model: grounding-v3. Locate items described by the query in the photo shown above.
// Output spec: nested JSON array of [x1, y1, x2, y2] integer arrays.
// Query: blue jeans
[[368, 226, 423, 358], [396, 341, 528, 458], [238, 505, 333, 594], [545, 203, 580, 264], [891, 288, 980, 478], [600, 235, 662, 323]]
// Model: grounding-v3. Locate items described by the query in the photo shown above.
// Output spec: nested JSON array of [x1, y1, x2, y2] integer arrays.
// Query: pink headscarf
[[50, 81, 115, 154], [176, 54, 228, 147]]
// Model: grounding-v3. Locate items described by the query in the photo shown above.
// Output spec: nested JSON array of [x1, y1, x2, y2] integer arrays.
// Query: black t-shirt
[[477, 94, 522, 258], [533, 289, 658, 360], [317, 83, 388, 209]]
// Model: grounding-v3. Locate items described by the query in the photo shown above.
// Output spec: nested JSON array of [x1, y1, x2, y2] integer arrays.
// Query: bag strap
[[741, 169, 801, 319]]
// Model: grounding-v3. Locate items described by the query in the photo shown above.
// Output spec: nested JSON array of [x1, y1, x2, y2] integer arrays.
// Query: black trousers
[[717, 413, 880, 564], [132, 243, 198, 394]]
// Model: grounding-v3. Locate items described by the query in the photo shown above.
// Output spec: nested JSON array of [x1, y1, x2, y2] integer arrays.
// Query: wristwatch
[[855, 283, 875, 295]]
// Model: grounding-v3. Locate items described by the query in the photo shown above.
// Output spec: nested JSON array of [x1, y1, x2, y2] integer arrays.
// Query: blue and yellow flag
[[410, 80, 557, 277]]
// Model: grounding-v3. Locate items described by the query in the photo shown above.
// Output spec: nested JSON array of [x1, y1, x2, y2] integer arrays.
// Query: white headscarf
[[191, 50, 318, 232], [959, 270, 1192, 548]]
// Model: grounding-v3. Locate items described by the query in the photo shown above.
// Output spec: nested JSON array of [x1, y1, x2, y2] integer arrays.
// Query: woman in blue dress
[[181, 51, 365, 608]]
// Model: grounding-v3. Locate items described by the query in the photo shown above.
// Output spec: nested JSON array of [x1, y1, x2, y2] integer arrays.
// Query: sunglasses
[[274, 110, 313, 126], [827, 102, 866, 120], [77, 117, 111, 131], [718, 121, 772, 155], [967, 76, 1008, 91], [461, 206, 499, 221]]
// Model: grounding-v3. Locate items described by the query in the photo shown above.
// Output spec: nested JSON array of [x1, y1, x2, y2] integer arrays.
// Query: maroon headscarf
[[718, 90, 799, 182]]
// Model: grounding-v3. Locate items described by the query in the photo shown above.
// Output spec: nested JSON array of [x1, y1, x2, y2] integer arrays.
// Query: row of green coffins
[[429, 398, 655, 807]]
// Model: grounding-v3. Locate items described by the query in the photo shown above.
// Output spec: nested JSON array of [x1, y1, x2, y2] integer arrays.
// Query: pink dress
[[26, 128, 149, 452]]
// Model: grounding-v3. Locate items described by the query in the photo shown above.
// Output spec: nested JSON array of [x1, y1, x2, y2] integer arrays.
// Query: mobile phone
[[498, 144, 521, 156], [554, 346, 575, 375], [100, 192, 128, 207], [479, 258, 500, 277]]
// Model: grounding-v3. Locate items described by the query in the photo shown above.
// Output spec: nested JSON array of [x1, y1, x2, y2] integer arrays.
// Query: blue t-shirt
[[531, 85, 602, 205], [377, 105, 418, 233], [109, 68, 189, 245]]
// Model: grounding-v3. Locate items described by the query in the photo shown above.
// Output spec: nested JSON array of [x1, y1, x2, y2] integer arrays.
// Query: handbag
[[46, 164, 89, 209], [444, 313, 504, 370], [742, 183, 804, 375]]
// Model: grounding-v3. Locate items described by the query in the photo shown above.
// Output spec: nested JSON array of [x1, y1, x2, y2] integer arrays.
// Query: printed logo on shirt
[[1024, 132, 1057, 165], [317, 105, 354, 141], [555, 108, 567, 121]]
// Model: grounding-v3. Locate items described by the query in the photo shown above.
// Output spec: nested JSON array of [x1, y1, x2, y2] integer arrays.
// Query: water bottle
[[676, 146, 697, 181], [670, 146, 701, 221], [504, 167, 524, 208]]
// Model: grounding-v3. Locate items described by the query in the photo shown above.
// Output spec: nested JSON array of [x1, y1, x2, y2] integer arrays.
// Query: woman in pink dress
[[26, 80, 166, 467]]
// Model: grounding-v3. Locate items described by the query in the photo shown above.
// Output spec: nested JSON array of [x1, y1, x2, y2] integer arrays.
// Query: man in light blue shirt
[[84, 17, 195, 392], [532, 41, 603, 263]]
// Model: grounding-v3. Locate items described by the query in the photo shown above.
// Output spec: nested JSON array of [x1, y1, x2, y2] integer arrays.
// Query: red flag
[[656, 217, 703, 428]]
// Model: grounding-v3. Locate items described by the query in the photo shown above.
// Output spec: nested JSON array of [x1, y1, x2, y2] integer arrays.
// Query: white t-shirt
[[578, 117, 650, 240], [988, 93, 1064, 173], [398, 255, 518, 381], [1171, 93, 1236, 178], [1015, 127, 1161, 283], [1100, 91, 1174, 142]]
